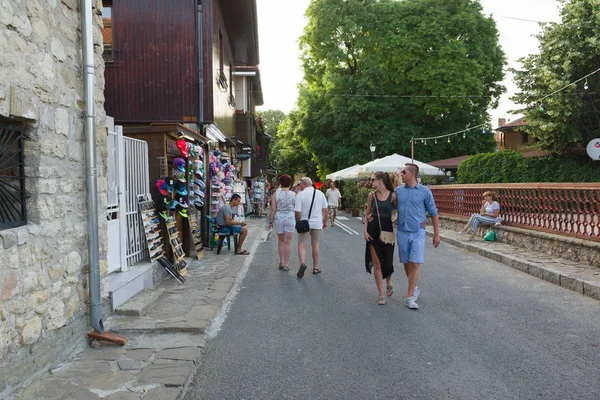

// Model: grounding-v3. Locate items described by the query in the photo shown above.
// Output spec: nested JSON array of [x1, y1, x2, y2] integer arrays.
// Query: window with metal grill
[[0, 124, 26, 229]]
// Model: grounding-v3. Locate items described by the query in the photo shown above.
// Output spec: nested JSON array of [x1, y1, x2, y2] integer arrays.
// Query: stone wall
[[0, 0, 108, 395], [438, 216, 600, 268]]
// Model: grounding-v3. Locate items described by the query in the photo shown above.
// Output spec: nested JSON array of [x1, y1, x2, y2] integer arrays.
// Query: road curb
[[178, 221, 268, 400], [427, 230, 600, 302]]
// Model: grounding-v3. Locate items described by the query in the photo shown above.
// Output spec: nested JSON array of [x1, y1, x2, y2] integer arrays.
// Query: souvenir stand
[[124, 124, 207, 262], [251, 180, 266, 217], [207, 145, 241, 217]]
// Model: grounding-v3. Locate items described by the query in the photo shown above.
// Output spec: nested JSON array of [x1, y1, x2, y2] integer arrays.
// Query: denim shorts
[[219, 225, 242, 235], [396, 229, 426, 264]]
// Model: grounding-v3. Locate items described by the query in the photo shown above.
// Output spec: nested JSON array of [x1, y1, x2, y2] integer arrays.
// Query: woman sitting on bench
[[215, 194, 250, 254], [458, 191, 501, 239]]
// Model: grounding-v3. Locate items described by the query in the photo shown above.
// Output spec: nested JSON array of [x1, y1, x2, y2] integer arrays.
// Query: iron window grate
[[0, 123, 26, 229]]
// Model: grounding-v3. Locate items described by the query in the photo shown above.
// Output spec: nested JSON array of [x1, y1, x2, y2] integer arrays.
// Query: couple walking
[[364, 163, 440, 309], [269, 176, 328, 276]]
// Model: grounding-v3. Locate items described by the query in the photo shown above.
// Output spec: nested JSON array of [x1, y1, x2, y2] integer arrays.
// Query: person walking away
[[294, 177, 328, 277], [325, 181, 342, 227], [215, 194, 250, 255], [395, 164, 440, 309], [269, 174, 296, 271], [458, 191, 501, 240], [364, 172, 396, 305]]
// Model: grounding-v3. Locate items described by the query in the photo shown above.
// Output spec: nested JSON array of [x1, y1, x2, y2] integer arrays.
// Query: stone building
[[0, 0, 108, 395]]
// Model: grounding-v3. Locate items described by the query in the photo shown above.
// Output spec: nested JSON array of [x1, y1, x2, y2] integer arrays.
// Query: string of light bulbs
[[534, 66, 600, 112], [408, 67, 600, 146], [412, 123, 488, 146]]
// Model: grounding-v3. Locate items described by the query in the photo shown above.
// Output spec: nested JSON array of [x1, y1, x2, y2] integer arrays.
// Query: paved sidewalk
[[427, 226, 600, 301], [11, 218, 269, 400]]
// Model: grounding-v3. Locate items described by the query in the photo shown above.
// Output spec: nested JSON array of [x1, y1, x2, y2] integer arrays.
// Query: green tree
[[270, 111, 318, 177], [259, 109, 286, 137], [296, 0, 504, 175], [512, 0, 600, 154]]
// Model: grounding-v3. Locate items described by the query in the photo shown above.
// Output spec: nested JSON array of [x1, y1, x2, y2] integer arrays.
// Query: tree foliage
[[259, 109, 286, 137], [457, 150, 599, 183], [269, 111, 318, 178], [295, 0, 505, 176], [512, 0, 600, 154]]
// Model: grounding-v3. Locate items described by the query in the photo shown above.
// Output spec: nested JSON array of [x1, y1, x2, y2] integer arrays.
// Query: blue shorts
[[218, 225, 242, 235], [397, 229, 426, 264]]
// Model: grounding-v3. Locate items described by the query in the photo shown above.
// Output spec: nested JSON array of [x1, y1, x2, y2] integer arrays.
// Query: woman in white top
[[458, 191, 501, 239], [269, 174, 297, 270]]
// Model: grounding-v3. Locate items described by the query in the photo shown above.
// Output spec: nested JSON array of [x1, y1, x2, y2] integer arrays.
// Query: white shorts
[[274, 218, 295, 234]]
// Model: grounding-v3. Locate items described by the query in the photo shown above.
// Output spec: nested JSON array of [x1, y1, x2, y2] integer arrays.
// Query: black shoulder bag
[[295, 189, 316, 233]]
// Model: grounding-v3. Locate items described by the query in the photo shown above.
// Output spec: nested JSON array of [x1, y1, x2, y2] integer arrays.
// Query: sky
[[256, 0, 562, 128]]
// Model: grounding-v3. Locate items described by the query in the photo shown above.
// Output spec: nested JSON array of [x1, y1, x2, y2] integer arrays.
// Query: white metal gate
[[106, 117, 150, 270], [123, 136, 150, 265], [106, 117, 127, 273]]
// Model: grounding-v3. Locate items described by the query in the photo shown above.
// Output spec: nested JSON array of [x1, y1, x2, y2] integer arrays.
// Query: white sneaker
[[412, 286, 420, 301], [405, 297, 418, 309]]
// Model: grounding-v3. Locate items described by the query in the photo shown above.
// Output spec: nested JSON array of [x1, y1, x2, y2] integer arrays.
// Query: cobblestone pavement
[[11, 218, 599, 399], [11, 218, 269, 400]]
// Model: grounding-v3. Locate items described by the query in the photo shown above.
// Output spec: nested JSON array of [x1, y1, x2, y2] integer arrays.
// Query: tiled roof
[[498, 116, 526, 130], [428, 155, 469, 169], [429, 149, 552, 169]]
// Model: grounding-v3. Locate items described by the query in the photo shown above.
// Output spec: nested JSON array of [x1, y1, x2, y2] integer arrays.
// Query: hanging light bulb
[[434, 139, 438, 145], [462, 133, 466, 138], [539, 104, 545, 113], [424, 140, 427, 146], [584, 78, 589, 90], [482, 128, 487, 135], [447, 138, 451, 143]]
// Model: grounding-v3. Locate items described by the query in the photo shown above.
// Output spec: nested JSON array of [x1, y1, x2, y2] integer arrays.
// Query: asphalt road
[[185, 215, 600, 400]]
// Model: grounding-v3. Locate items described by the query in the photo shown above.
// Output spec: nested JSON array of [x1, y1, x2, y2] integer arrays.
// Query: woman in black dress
[[364, 171, 397, 305]]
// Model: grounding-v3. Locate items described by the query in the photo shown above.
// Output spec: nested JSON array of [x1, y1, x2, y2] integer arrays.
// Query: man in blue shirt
[[395, 163, 441, 309]]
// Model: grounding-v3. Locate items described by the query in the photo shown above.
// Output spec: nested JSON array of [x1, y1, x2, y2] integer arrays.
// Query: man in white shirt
[[294, 177, 328, 278], [325, 181, 342, 227]]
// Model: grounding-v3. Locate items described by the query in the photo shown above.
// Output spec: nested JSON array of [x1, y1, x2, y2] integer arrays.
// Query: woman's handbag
[[374, 193, 395, 245], [295, 189, 316, 233]]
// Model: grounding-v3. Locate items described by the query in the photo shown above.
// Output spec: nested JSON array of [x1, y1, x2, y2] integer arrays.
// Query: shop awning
[[205, 123, 236, 145]]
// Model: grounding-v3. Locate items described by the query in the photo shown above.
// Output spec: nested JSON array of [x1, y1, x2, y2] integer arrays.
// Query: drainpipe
[[198, 0, 204, 125], [198, 1, 209, 244], [81, 0, 103, 333]]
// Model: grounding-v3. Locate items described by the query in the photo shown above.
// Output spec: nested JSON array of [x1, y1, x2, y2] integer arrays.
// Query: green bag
[[484, 229, 496, 241]]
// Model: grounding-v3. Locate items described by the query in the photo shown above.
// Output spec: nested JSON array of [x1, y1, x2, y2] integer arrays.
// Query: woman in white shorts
[[269, 174, 296, 270]]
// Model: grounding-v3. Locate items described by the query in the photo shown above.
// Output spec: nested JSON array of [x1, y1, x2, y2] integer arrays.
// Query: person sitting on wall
[[215, 194, 250, 255], [458, 191, 501, 240]]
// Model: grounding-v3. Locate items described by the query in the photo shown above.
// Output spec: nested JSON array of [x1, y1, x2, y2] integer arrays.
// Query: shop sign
[[236, 153, 251, 160], [167, 140, 180, 156], [586, 138, 600, 160]]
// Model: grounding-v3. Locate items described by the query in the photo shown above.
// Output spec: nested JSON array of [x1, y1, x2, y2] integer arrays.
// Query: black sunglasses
[[400, 170, 407, 175]]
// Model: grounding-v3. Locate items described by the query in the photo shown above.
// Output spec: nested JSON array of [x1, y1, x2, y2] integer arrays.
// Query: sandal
[[312, 267, 321, 274], [280, 265, 290, 271], [236, 249, 250, 255], [377, 296, 385, 305], [386, 284, 393, 297]]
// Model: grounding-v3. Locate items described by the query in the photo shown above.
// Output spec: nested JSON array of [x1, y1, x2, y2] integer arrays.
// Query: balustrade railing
[[429, 183, 600, 242]]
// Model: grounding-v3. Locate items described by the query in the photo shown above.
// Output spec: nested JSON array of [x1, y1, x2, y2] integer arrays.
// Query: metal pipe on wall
[[81, 0, 103, 333]]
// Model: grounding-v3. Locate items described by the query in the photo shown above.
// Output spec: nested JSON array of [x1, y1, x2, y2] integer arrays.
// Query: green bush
[[457, 150, 600, 183]]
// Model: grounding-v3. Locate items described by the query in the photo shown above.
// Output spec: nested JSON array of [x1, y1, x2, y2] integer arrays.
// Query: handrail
[[429, 183, 600, 242]]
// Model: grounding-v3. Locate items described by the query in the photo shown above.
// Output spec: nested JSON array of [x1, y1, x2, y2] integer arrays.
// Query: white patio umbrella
[[358, 153, 445, 176], [325, 164, 361, 181]]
